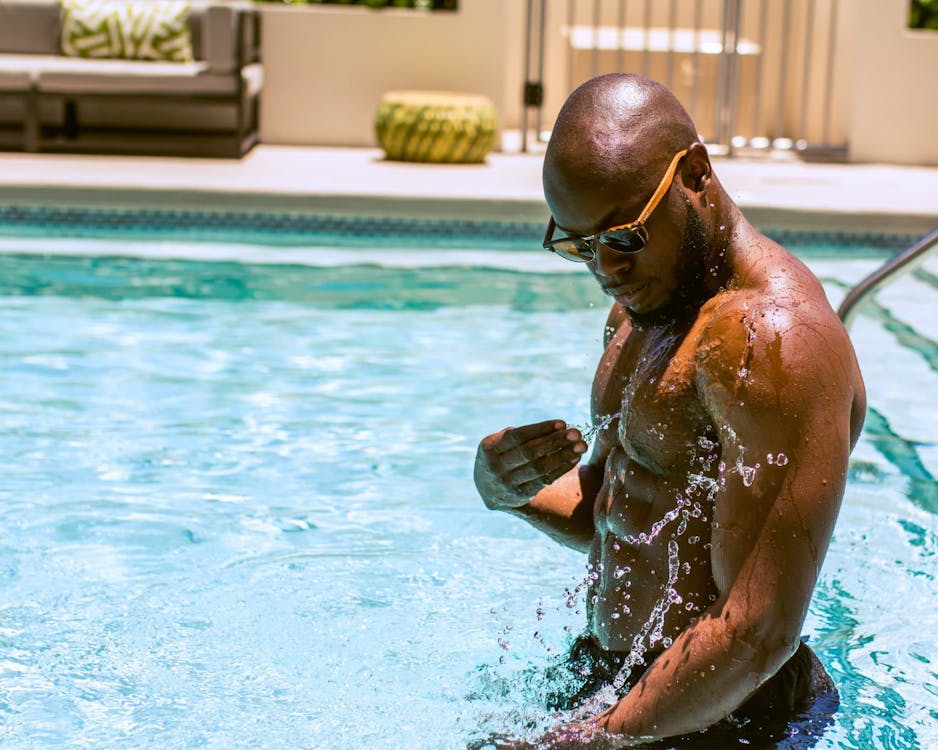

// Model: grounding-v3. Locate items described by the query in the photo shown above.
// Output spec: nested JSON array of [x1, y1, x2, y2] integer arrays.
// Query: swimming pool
[[0, 218, 935, 749]]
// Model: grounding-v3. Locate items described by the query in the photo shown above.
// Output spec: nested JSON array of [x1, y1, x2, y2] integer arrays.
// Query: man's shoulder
[[701, 238, 834, 335], [692, 247, 848, 387]]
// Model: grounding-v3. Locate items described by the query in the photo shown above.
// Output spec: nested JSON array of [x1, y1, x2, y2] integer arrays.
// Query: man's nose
[[592, 240, 636, 277]]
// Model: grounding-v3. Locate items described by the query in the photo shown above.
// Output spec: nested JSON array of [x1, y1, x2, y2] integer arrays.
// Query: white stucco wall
[[849, 0, 938, 165], [256, 0, 938, 166], [258, 0, 525, 147]]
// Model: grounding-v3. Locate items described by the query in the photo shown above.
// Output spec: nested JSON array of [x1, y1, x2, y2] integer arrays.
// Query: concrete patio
[[1, 145, 937, 235]]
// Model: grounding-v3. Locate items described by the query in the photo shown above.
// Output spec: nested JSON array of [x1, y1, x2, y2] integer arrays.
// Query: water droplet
[[775, 452, 788, 466]]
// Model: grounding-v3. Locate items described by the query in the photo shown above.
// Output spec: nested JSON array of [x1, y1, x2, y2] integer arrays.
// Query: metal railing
[[837, 227, 938, 330], [521, 0, 846, 157]]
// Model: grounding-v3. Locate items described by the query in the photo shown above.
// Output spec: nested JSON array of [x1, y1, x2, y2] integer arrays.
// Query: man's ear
[[682, 142, 712, 195]]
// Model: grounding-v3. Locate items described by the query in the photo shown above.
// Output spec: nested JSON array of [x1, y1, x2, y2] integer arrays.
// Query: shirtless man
[[473, 74, 865, 747]]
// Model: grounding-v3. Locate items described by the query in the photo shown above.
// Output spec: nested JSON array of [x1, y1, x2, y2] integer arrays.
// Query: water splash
[[605, 538, 683, 693], [589, 432, 730, 697], [577, 412, 621, 442], [549, 431, 794, 713]]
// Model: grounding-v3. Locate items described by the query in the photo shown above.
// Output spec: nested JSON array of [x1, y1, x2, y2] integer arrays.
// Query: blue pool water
[[0, 227, 935, 749]]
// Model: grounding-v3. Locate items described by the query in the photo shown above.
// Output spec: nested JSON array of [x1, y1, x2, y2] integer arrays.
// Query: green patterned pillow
[[60, 0, 194, 62]]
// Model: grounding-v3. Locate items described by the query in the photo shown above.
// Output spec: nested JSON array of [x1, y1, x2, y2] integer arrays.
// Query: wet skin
[[586, 304, 720, 653], [473, 143, 866, 745]]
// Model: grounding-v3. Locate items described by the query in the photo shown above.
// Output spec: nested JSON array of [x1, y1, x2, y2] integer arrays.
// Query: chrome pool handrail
[[837, 227, 938, 329]]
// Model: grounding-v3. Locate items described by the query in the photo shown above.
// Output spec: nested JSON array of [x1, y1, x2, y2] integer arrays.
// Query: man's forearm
[[502, 500, 594, 552], [492, 465, 600, 553], [597, 607, 797, 740]]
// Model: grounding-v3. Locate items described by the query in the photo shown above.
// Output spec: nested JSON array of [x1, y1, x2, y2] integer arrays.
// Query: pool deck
[[1, 145, 937, 234]]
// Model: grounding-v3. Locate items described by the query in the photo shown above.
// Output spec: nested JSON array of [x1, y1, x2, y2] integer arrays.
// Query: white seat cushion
[[34, 57, 245, 95]]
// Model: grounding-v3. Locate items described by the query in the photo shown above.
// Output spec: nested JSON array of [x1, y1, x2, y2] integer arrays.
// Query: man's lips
[[602, 281, 648, 300]]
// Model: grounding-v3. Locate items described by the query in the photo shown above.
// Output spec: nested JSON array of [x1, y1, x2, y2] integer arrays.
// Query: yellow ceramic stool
[[375, 91, 498, 164]]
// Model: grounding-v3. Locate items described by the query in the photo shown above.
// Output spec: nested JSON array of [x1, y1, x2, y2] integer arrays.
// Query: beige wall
[[259, 0, 526, 147], [257, 0, 938, 166], [849, 0, 938, 165]]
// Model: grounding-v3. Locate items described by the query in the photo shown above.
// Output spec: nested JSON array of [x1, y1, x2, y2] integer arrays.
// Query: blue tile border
[[0, 204, 542, 245], [0, 204, 921, 252], [764, 229, 916, 251]]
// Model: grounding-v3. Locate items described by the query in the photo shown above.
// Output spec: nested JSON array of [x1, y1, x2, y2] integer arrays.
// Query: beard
[[625, 195, 714, 331]]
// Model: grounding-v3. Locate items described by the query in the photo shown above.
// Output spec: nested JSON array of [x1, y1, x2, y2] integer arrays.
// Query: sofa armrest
[[202, 4, 237, 72], [201, 3, 259, 72]]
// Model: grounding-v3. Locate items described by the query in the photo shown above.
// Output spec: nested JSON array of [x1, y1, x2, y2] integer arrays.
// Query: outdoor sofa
[[0, 0, 262, 157]]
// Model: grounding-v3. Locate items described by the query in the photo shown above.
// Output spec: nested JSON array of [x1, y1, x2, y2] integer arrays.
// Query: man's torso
[[588, 305, 721, 652]]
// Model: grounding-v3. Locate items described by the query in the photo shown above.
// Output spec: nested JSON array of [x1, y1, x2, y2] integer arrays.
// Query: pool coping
[[1, 185, 934, 242], [1, 146, 937, 239]]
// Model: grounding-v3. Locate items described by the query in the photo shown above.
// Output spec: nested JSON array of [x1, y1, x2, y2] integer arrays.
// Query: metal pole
[[591, 0, 601, 78], [536, 0, 547, 141], [522, 0, 533, 152], [642, 0, 652, 77], [753, 0, 768, 141], [823, 0, 840, 145], [799, 0, 816, 145], [714, 0, 730, 145], [667, 0, 678, 91], [775, 1, 792, 143], [691, 0, 702, 128], [566, 0, 575, 96], [722, 0, 741, 155]]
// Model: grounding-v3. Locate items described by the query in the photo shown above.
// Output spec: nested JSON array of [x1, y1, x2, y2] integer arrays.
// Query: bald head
[[544, 74, 699, 193]]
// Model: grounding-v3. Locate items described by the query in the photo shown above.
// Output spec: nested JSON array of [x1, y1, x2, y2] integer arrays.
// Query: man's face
[[544, 168, 713, 330]]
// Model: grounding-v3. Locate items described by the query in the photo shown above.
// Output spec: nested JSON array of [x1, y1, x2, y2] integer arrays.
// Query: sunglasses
[[542, 148, 689, 263]]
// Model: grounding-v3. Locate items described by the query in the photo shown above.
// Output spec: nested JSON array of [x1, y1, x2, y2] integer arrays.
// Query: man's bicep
[[699, 312, 855, 630]]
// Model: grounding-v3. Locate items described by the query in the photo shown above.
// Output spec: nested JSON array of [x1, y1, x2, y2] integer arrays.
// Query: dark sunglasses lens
[[599, 228, 645, 254], [550, 239, 593, 262]]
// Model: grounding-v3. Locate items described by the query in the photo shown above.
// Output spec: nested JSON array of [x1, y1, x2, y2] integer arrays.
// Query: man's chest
[[593, 325, 713, 472]]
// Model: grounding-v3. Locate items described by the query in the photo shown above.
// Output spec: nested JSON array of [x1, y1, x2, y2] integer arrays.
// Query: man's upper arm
[[696, 302, 859, 647]]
